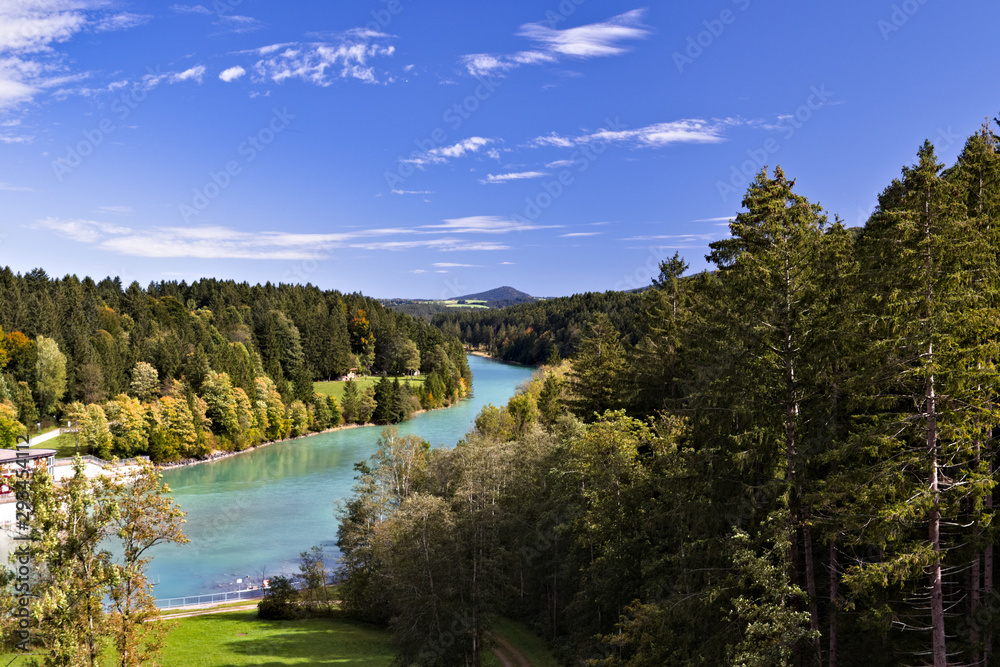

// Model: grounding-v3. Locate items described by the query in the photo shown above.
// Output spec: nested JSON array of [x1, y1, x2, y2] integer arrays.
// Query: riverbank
[[466, 349, 537, 367], [156, 397, 471, 471]]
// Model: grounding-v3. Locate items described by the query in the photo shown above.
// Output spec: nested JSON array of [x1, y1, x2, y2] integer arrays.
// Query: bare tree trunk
[[829, 539, 838, 667], [928, 370, 947, 667], [803, 523, 821, 665], [987, 457, 995, 664]]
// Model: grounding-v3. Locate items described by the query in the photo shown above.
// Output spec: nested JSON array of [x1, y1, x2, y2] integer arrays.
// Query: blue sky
[[1, 0, 998, 298]]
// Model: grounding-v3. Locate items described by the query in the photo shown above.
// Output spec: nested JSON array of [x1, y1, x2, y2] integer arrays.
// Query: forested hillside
[[433, 289, 647, 365], [0, 275, 471, 461], [338, 123, 1000, 666]]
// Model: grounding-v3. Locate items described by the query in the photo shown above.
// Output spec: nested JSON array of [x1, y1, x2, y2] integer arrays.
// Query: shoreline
[[466, 349, 536, 367], [157, 396, 469, 472]]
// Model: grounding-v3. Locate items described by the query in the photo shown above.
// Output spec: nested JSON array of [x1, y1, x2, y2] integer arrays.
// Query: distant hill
[[455, 286, 537, 308], [381, 287, 538, 319]]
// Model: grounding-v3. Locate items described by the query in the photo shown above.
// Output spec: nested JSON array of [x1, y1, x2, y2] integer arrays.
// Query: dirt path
[[488, 631, 532, 667]]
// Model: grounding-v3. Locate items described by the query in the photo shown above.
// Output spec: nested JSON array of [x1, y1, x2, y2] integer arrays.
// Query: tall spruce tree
[[705, 166, 827, 663], [847, 141, 1000, 666]]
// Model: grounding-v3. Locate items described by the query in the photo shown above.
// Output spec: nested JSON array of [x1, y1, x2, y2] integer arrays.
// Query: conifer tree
[[848, 141, 1000, 666]]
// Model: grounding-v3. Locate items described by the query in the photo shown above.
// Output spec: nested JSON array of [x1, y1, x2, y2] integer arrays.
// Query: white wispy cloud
[[530, 119, 736, 149], [0, 133, 33, 144], [691, 216, 735, 222], [94, 205, 133, 215], [93, 13, 150, 33], [245, 31, 396, 86], [171, 65, 206, 83], [403, 137, 494, 166], [480, 171, 548, 184], [619, 233, 716, 242], [219, 65, 247, 82], [33, 218, 132, 244], [432, 263, 482, 268], [560, 232, 603, 237], [546, 159, 575, 168], [170, 4, 213, 15], [0, 1, 146, 108], [218, 15, 263, 34], [462, 9, 650, 77], [143, 65, 208, 88], [391, 189, 434, 195], [423, 216, 560, 234], [0, 182, 35, 192], [33, 218, 517, 259]]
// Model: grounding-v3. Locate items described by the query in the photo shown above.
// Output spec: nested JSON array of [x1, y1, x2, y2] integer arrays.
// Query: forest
[[432, 289, 647, 366], [0, 275, 471, 461], [335, 122, 1000, 666]]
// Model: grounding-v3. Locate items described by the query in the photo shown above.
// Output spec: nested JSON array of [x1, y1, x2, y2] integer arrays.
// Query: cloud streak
[[480, 171, 548, 184], [462, 9, 650, 77], [32, 217, 530, 259], [0, 1, 146, 108], [244, 31, 396, 86], [531, 119, 737, 149], [403, 137, 494, 166]]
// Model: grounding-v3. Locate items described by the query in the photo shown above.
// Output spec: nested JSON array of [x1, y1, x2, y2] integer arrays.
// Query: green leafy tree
[[104, 394, 147, 458], [34, 336, 66, 416], [105, 463, 188, 667], [128, 362, 159, 402], [0, 401, 24, 447], [201, 371, 239, 439], [257, 575, 298, 620], [298, 546, 331, 611]]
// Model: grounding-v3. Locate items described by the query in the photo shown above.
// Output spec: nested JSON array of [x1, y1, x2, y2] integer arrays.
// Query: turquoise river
[[146, 355, 535, 600]]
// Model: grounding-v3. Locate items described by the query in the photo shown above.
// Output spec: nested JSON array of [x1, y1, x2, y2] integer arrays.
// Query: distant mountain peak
[[455, 286, 536, 305]]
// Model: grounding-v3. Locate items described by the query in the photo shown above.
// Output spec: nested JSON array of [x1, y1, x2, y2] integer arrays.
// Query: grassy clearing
[[2, 611, 394, 666], [31, 432, 81, 458], [1, 612, 557, 666], [159, 611, 394, 666], [314, 375, 425, 402]]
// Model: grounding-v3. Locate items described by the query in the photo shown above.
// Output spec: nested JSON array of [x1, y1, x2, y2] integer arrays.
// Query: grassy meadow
[[313, 375, 426, 402]]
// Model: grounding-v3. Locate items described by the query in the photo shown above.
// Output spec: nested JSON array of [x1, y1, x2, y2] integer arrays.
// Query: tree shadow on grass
[[179, 611, 393, 666]]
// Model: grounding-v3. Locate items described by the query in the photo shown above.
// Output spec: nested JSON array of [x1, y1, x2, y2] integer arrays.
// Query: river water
[[145, 355, 535, 600]]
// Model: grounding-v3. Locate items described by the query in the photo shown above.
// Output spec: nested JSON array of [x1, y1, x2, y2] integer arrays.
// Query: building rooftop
[[0, 449, 57, 463]]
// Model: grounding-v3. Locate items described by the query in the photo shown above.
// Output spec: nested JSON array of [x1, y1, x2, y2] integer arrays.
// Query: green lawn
[[1, 612, 558, 666], [1, 611, 394, 666], [314, 375, 425, 402], [160, 611, 394, 666], [31, 432, 81, 458]]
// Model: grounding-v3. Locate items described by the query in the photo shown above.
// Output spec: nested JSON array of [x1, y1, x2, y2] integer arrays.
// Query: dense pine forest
[[336, 123, 1000, 666], [432, 289, 647, 366], [0, 275, 471, 461]]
